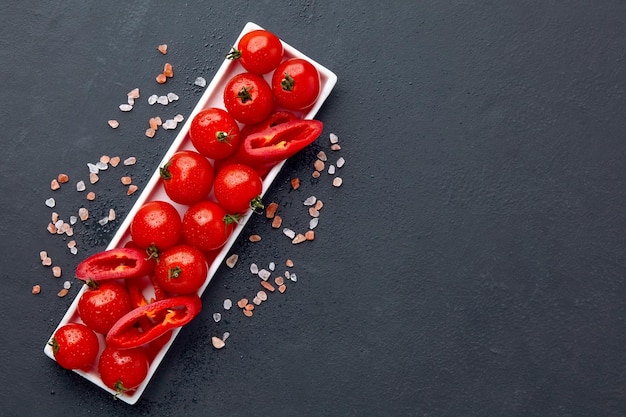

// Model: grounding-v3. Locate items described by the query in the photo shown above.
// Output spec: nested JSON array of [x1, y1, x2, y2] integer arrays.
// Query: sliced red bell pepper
[[75, 247, 155, 282], [106, 295, 202, 350], [220, 119, 323, 177]]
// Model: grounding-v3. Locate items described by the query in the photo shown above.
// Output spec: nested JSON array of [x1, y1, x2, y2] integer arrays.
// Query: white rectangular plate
[[43, 21, 337, 404]]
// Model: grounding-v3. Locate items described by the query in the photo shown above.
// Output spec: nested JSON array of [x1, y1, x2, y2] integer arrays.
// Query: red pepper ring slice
[[220, 119, 323, 177], [106, 295, 202, 350], [75, 247, 155, 282]]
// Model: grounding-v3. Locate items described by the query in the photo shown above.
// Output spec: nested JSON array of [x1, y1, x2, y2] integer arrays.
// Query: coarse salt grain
[[286, 259, 294, 267], [211, 336, 225, 349], [303, 196, 317, 206], [223, 299, 232, 310], [162, 119, 177, 130], [51, 179, 60, 190], [261, 281, 275, 292], [158, 44, 168, 54], [108, 119, 119, 129], [222, 332, 230, 341], [174, 114, 184, 123], [333, 177, 343, 187], [268, 262, 275, 271], [258, 269, 271, 281], [121, 176, 132, 185], [45, 198, 55, 208], [69, 216, 77, 225], [157, 95, 169, 105], [32, 285, 41, 295], [328, 165, 336, 175], [124, 157, 136, 165], [317, 150, 327, 161], [249, 234, 262, 242], [292, 234, 307, 244], [119, 104, 133, 112], [110, 156, 120, 167], [63, 281, 71, 290], [250, 263, 259, 274], [145, 128, 156, 138], [310, 217, 319, 229], [213, 312, 222, 323], [336, 157, 345, 168], [271, 215, 282, 228], [330, 133, 339, 144], [79, 207, 89, 221], [57, 288, 69, 298], [225, 254, 238, 268], [89, 172, 99, 184], [52, 266, 62, 278], [148, 95, 158, 105], [76, 181, 86, 192], [257, 290, 268, 301], [127, 185, 138, 195], [265, 202, 278, 218], [127, 88, 140, 99], [194, 77, 206, 87], [237, 298, 248, 308], [283, 228, 296, 239], [58, 173, 69, 183], [167, 92, 179, 102]]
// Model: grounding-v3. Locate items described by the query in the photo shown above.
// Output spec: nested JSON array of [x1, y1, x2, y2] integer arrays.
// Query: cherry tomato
[[214, 163, 264, 214], [182, 201, 239, 251], [154, 244, 208, 295], [49, 323, 99, 370], [130, 201, 182, 254], [98, 347, 149, 395], [223, 72, 273, 125], [160, 150, 214, 206], [227, 29, 284, 75], [272, 58, 321, 110], [189, 108, 241, 160], [77, 282, 133, 334]]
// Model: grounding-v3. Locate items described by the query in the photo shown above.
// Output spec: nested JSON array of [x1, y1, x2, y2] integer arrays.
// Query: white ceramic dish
[[43, 21, 337, 405]]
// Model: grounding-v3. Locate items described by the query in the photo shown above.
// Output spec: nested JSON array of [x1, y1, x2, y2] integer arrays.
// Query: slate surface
[[1, 1, 625, 416]]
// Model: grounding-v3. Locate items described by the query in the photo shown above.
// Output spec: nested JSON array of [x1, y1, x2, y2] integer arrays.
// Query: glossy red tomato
[[227, 29, 284, 74], [77, 282, 132, 334], [154, 244, 208, 295], [160, 150, 214, 205], [130, 201, 182, 253], [98, 347, 150, 394], [214, 163, 264, 214], [272, 58, 321, 110], [49, 323, 99, 370], [182, 201, 239, 251], [189, 108, 241, 160], [223, 72, 273, 125]]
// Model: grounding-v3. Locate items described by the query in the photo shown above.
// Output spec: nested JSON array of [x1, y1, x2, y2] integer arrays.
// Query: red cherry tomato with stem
[[78, 281, 133, 334], [49, 323, 100, 370], [98, 347, 150, 395], [130, 201, 182, 256], [227, 29, 284, 75], [223, 72, 273, 125], [272, 58, 321, 110], [189, 108, 241, 160], [154, 244, 208, 295], [214, 163, 264, 214], [160, 150, 214, 206], [182, 201, 240, 252]]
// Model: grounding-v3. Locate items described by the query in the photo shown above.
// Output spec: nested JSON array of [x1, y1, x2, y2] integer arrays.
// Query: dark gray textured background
[[1, 1, 625, 416]]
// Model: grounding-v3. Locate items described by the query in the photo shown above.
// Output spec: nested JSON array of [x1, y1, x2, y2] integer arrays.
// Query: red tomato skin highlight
[[236, 29, 284, 74], [223, 72, 273, 125], [50, 323, 100, 370], [160, 150, 214, 206], [214, 163, 264, 214], [78, 282, 133, 334], [272, 58, 321, 110], [98, 347, 150, 392], [182, 201, 238, 251], [189, 108, 241, 160], [130, 201, 183, 252], [154, 244, 208, 295]]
